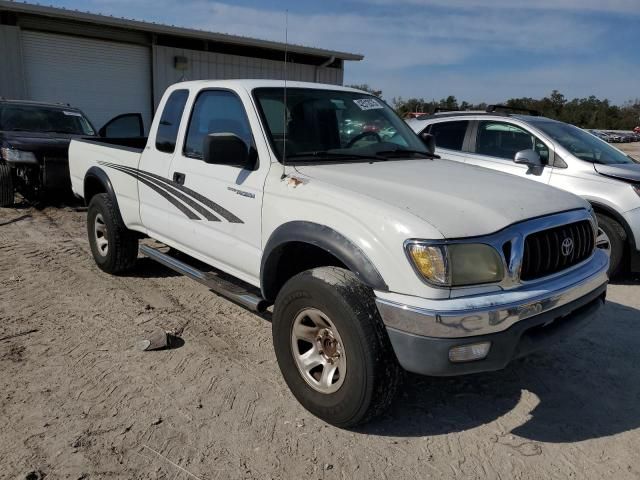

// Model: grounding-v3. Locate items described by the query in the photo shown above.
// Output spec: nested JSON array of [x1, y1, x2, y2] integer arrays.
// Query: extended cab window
[[156, 90, 188, 153], [428, 121, 468, 151], [184, 90, 252, 159], [476, 121, 549, 163]]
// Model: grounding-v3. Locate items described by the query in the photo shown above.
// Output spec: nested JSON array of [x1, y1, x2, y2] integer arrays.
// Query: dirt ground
[[2, 164, 640, 478], [618, 141, 640, 160]]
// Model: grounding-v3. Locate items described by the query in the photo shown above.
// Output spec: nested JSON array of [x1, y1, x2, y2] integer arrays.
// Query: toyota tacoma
[[69, 81, 608, 427]]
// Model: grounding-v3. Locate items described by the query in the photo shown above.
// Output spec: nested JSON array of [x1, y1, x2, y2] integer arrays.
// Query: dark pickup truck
[[0, 99, 142, 206]]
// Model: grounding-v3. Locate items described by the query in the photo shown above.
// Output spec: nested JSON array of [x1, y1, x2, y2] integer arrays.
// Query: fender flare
[[260, 221, 388, 300], [83, 166, 118, 208]]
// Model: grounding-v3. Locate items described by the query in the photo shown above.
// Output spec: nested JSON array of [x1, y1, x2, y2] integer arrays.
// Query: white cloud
[[349, 61, 640, 104], [359, 0, 640, 14], [78, 0, 636, 103]]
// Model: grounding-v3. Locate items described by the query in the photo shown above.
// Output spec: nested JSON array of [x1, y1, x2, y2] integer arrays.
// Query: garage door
[[21, 30, 152, 131]]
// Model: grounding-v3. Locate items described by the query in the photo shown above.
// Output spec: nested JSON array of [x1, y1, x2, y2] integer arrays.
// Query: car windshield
[[531, 120, 637, 165], [0, 104, 95, 135], [253, 88, 429, 162]]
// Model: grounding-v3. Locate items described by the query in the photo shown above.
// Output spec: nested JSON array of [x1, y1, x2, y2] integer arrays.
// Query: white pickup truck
[[69, 80, 608, 427]]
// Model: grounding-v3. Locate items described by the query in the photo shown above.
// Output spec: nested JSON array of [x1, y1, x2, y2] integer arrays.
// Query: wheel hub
[[316, 328, 341, 363], [94, 213, 109, 257], [291, 308, 347, 394]]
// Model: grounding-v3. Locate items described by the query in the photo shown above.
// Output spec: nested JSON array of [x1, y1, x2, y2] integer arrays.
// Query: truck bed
[[79, 136, 148, 152], [69, 136, 147, 229]]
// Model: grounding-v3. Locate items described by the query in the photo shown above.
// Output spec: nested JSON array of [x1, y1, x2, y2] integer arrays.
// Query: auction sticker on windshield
[[353, 98, 384, 110]]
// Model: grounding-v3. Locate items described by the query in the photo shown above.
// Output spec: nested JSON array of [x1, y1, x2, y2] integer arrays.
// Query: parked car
[[69, 81, 607, 427], [604, 131, 624, 143], [619, 131, 639, 143], [408, 108, 640, 275], [0, 99, 143, 206], [588, 129, 611, 142]]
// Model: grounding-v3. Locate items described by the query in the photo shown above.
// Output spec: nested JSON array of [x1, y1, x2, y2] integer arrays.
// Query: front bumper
[[376, 249, 608, 376]]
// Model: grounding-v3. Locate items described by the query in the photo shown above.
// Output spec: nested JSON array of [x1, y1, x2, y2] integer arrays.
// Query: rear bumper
[[376, 250, 608, 376]]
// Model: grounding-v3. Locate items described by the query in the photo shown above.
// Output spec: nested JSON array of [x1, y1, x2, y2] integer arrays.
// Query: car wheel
[[596, 213, 625, 277], [272, 266, 402, 428], [87, 193, 138, 274], [0, 163, 14, 207]]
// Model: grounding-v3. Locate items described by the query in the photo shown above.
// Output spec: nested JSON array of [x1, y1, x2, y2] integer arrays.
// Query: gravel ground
[[1, 186, 640, 479]]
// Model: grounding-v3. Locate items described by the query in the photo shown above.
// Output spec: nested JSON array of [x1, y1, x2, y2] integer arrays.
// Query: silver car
[[408, 108, 640, 275]]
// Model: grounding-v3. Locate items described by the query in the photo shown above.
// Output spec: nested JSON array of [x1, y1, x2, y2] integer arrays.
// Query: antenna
[[281, 10, 288, 180]]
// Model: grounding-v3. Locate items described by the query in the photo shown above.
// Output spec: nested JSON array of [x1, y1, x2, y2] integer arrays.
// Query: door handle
[[173, 172, 186, 185]]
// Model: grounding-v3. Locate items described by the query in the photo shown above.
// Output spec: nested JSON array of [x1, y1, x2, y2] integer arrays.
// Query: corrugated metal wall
[[21, 31, 153, 128], [0, 25, 26, 99], [153, 45, 343, 107]]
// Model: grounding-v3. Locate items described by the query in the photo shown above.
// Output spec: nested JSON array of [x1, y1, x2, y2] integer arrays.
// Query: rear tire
[[596, 213, 625, 277], [87, 193, 138, 274], [0, 163, 14, 207], [272, 266, 402, 428]]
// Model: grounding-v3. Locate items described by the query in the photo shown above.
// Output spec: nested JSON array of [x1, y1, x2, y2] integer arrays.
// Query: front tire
[[596, 213, 625, 277], [272, 266, 402, 428], [87, 193, 138, 274], [0, 163, 14, 207]]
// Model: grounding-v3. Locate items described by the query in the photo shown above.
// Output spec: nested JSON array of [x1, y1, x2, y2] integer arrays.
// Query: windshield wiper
[[44, 129, 77, 134], [376, 149, 439, 159], [286, 151, 388, 162]]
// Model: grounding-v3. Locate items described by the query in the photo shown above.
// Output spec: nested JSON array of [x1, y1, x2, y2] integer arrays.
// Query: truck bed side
[[69, 138, 146, 230]]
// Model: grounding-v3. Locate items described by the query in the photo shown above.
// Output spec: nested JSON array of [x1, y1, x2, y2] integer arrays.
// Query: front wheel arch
[[260, 222, 388, 302]]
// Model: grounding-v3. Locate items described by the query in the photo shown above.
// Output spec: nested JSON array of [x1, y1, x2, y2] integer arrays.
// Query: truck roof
[[168, 79, 366, 93], [0, 99, 81, 110]]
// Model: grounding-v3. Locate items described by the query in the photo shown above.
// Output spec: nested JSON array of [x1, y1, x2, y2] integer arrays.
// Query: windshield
[[0, 104, 95, 135], [253, 88, 429, 162], [531, 120, 637, 165]]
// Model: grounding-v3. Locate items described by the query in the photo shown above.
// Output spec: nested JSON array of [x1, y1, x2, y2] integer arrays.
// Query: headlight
[[0, 147, 38, 164], [406, 242, 504, 287]]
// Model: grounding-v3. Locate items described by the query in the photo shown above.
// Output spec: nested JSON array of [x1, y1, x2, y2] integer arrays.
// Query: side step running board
[[139, 244, 270, 313]]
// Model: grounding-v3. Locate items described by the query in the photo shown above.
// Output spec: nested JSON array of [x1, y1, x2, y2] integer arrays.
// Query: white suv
[[408, 108, 640, 275]]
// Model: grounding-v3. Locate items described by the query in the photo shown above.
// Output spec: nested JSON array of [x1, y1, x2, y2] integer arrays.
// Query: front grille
[[520, 220, 595, 281]]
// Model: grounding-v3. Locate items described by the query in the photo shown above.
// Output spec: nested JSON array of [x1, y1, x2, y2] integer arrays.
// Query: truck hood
[[0, 131, 91, 159], [295, 159, 587, 238], [593, 162, 640, 183]]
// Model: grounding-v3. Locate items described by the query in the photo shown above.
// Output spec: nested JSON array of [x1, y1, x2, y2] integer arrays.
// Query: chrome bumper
[[376, 249, 609, 338]]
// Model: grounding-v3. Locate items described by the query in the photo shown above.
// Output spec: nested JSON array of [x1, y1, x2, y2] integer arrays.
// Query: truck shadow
[[360, 300, 640, 443], [121, 257, 181, 279]]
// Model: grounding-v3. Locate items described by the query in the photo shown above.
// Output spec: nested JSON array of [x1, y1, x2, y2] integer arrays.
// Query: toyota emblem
[[561, 237, 574, 257]]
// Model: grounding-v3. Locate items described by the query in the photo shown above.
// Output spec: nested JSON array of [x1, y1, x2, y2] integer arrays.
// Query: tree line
[[347, 85, 640, 130]]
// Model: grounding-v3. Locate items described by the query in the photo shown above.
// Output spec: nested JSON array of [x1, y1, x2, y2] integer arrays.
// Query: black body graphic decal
[[99, 162, 244, 223]]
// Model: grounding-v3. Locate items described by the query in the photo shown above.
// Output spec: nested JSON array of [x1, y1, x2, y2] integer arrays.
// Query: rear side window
[[184, 90, 253, 159], [428, 121, 469, 151], [156, 90, 189, 153], [476, 121, 549, 163]]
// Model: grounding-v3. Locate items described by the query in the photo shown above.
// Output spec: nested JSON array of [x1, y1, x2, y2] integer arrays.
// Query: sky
[[48, 0, 640, 104]]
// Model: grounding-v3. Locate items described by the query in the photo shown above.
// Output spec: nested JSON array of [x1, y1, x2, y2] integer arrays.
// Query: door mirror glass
[[514, 149, 542, 167], [203, 133, 257, 170], [99, 113, 144, 138], [420, 132, 436, 155]]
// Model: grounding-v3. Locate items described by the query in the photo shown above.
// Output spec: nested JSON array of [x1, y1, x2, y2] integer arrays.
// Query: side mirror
[[99, 113, 144, 138], [514, 149, 542, 167], [203, 133, 257, 170], [420, 132, 436, 155]]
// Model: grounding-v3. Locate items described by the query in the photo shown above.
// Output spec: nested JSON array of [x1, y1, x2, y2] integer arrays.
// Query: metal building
[[0, 1, 362, 129]]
